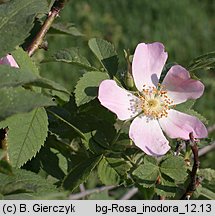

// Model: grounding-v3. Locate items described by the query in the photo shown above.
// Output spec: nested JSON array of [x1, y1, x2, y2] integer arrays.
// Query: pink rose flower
[[98, 42, 208, 156], [0, 54, 19, 68]]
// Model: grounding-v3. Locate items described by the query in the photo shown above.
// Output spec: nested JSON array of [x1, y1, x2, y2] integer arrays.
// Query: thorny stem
[[181, 132, 200, 200], [26, 0, 68, 56]]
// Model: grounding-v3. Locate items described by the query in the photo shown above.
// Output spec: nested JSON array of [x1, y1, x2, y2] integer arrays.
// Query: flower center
[[138, 84, 174, 119], [148, 99, 159, 108]]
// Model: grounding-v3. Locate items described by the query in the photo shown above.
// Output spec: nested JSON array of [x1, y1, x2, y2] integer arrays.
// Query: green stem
[[47, 109, 86, 140], [26, 0, 68, 56]]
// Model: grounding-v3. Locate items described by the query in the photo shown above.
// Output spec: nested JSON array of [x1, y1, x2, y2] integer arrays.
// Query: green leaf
[[63, 155, 102, 191], [74, 71, 109, 106], [88, 136, 106, 155], [174, 100, 195, 111], [88, 38, 118, 77], [36, 146, 66, 180], [0, 49, 69, 95], [0, 168, 58, 199], [132, 163, 160, 188], [88, 122, 117, 154], [50, 22, 83, 36], [188, 51, 215, 71], [44, 134, 74, 160], [155, 176, 177, 198], [44, 48, 96, 71], [12, 48, 70, 94], [0, 160, 13, 175], [144, 155, 158, 165], [0, 108, 48, 168], [0, 67, 69, 94], [198, 168, 215, 192], [98, 157, 131, 186], [91, 124, 116, 149], [198, 168, 215, 183], [30, 77, 70, 94], [0, 65, 38, 89], [0, 0, 48, 57], [0, 87, 55, 121], [12, 48, 40, 75], [112, 138, 131, 152], [160, 155, 187, 182], [195, 186, 215, 200], [47, 109, 87, 140], [76, 99, 116, 130]]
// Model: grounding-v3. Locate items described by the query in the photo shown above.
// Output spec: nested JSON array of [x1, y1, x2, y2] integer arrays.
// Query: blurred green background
[[40, 0, 215, 167]]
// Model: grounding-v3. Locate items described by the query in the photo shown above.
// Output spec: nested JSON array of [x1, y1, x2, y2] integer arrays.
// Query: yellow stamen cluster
[[138, 84, 174, 119]]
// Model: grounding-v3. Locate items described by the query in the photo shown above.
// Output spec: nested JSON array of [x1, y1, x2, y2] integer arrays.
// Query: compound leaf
[[0, 108, 48, 168]]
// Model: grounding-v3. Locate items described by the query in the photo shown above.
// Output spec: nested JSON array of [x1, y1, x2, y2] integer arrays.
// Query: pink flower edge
[[159, 109, 208, 140], [129, 116, 171, 156], [98, 80, 141, 120], [162, 65, 204, 105], [132, 42, 168, 91], [0, 54, 19, 68]]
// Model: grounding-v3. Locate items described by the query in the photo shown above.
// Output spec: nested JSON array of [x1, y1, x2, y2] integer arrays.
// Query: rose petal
[[162, 65, 204, 105], [0, 54, 19, 68], [98, 80, 141, 120], [132, 42, 168, 91], [159, 109, 208, 139], [129, 115, 170, 156]]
